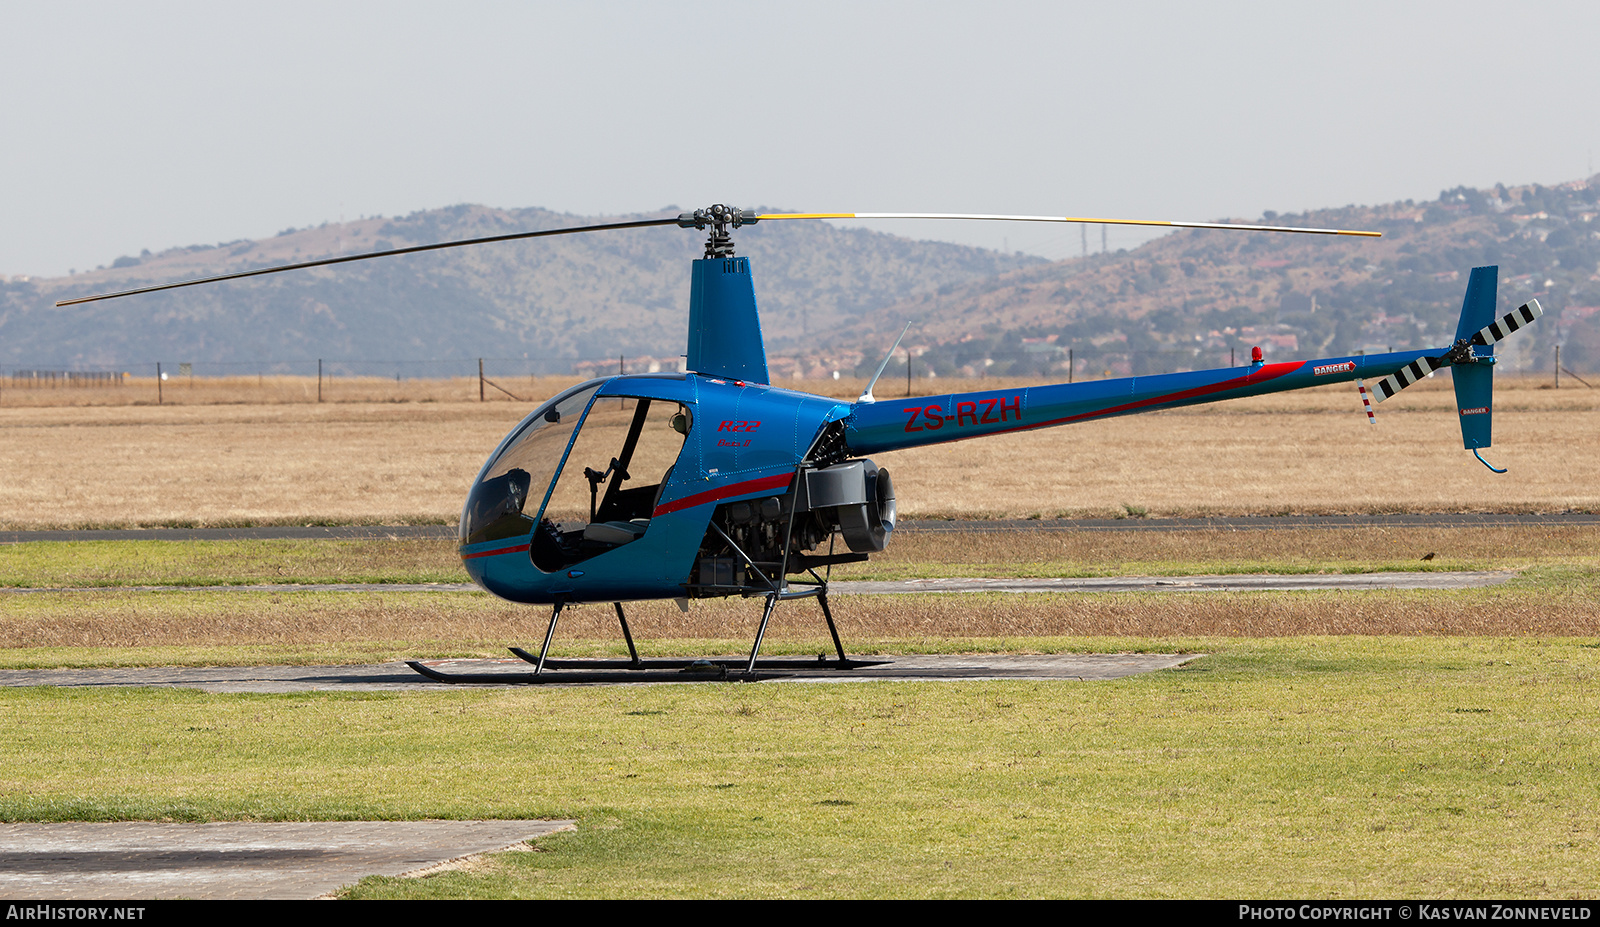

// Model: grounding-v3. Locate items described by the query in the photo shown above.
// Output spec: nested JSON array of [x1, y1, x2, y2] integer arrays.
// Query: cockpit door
[[529, 395, 692, 572]]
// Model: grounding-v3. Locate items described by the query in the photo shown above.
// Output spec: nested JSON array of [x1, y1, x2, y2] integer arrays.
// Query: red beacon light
[[1250, 345, 1264, 365]]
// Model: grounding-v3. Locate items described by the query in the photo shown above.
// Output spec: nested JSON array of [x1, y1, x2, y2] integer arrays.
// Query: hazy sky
[[5, 1, 1597, 278]]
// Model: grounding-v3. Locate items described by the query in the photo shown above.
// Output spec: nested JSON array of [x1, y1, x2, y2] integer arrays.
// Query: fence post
[[1069, 347, 1074, 383], [479, 358, 485, 402], [1555, 345, 1561, 389], [156, 362, 163, 405], [318, 359, 323, 403]]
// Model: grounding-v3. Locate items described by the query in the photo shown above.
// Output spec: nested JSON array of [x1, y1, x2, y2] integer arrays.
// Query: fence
[[8, 370, 124, 388], [0, 356, 688, 407], [1, 346, 1589, 408]]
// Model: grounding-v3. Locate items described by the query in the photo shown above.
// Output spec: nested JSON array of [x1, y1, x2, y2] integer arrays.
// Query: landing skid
[[506, 649, 882, 673], [406, 653, 888, 685], [407, 586, 881, 684]]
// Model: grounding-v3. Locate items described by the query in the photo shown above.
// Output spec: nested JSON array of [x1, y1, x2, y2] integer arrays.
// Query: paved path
[[0, 651, 1196, 900], [0, 820, 574, 899], [835, 571, 1515, 594]]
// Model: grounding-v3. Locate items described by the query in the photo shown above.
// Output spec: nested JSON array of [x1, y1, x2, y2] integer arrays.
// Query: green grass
[[2, 637, 1597, 898], [0, 538, 462, 588], [3, 529, 1596, 896]]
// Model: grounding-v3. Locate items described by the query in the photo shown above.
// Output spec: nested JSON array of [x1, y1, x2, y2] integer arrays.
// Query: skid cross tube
[[530, 601, 564, 675], [513, 601, 642, 668], [775, 462, 811, 590], [615, 602, 642, 666], [817, 591, 848, 664], [746, 593, 781, 675], [743, 589, 852, 674]]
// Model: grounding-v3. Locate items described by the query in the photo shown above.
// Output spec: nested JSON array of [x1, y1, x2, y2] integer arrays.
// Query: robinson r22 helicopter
[[61, 204, 1542, 681]]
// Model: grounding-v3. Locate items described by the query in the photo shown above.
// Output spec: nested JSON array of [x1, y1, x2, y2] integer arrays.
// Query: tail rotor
[[1364, 266, 1543, 472]]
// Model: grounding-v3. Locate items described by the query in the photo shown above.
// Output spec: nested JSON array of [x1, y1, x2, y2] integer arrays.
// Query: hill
[[0, 205, 1041, 375], [853, 178, 1600, 379], [6, 178, 1598, 382]]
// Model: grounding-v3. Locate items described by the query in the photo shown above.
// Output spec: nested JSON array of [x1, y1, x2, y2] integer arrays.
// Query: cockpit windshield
[[459, 382, 693, 574], [459, 382, 602, 546]]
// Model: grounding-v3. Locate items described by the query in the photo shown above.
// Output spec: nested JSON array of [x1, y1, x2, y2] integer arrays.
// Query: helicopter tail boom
[[845, 266, 1541, 465], [843, 351, 1428, 456]]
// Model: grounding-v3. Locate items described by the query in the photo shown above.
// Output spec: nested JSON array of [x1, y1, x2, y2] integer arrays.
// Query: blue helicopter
[[61, 204, 1542, 682]]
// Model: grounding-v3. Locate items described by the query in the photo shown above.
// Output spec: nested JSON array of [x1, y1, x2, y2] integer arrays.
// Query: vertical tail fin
[[1365, 266, 1540, 465], [1452, 267, 1498, 450], [1453, 295, 1542, 451]]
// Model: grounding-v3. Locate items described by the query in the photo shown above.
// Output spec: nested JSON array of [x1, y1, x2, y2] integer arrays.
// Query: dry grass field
[[1, 374, 1593, 529], [6, 577, 1595, 659]]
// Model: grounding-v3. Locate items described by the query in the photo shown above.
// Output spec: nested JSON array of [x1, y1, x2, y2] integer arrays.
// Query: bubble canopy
[[459, 380, 604, 547], [459, 376, 694, 574]]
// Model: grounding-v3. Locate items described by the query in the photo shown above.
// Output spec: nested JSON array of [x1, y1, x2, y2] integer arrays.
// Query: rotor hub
[[677, 204, 760, 259], [1442, 338, 1477, 365]]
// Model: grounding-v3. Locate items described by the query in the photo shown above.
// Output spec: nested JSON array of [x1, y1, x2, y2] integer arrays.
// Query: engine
[[691, 458, 895, 595]]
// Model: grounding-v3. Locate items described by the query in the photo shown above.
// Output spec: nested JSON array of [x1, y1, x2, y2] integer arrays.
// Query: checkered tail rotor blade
[[1370, 355, 1446, 403], [1470, 299, 1543, 347]]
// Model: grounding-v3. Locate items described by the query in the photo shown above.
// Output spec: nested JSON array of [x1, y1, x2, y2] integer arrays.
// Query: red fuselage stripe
[[1001, 362, 1304, 435], [461, 542, 531, 560], [653, 471, 794, 517]]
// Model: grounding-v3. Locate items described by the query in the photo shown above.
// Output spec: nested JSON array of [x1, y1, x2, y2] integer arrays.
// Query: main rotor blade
[[757, 212, 1382, 237], [54, 216, 682, 307], [56, 204, 1380, 308]]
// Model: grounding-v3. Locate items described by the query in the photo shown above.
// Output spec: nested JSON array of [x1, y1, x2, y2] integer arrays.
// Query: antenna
[[859, 322, 913, 404]]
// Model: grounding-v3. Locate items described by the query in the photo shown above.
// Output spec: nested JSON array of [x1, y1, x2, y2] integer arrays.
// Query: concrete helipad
[[0, 820, 574, 900], [834, 571, 1515, 594], [0, 653, 1195, 691]]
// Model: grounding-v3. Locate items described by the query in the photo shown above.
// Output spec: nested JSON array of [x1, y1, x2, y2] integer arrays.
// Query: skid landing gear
[[405, 592, 885, 684]]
